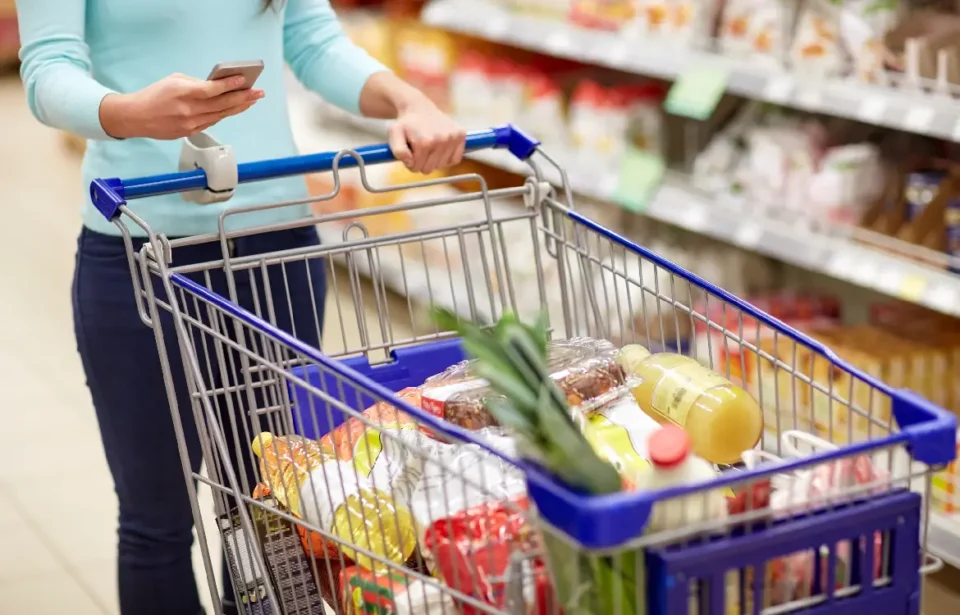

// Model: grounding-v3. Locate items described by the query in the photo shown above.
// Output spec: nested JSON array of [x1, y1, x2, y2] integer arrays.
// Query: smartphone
[[207, 60, 265, 90]]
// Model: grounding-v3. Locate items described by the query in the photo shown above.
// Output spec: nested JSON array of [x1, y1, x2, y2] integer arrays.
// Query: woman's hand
[[99, 74, 265, 140], [387, 100, 466, 175]]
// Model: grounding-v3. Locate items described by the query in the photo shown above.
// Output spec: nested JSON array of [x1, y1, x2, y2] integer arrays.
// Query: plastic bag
[[408, 429, 527, 574], [422, 497, 556, 615], [420, 338, 625, 430]]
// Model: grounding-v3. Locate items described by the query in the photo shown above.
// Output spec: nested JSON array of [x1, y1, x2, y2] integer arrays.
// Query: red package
[[422, 498, 558, 615]]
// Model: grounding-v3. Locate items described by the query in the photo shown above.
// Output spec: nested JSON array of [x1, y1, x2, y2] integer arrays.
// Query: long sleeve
[[283, 0, 388, 116], [15, 0, 117, 140]]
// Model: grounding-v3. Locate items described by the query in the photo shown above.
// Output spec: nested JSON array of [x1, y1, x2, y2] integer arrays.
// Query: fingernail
[[233, 77, 246, 87], [251, 90, 264, 99]]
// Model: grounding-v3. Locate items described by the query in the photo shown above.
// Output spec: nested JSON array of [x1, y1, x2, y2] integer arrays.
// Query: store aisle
[[1, 72, 959, 614]]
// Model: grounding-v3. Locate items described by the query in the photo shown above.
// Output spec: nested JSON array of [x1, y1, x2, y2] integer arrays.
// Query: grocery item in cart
[[631, 425, 727, 532], [617, 345, 763, 465], [420, 337, 625, 431], [422, 497, 556, 615], [409, 428, 527, 574], [251, 432, 418, 571], [579, 386, 662, 483], [339, 565, 455, 615]]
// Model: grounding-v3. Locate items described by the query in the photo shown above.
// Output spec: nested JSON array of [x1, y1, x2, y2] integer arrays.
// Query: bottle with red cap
[[633, 425, 727, 533]]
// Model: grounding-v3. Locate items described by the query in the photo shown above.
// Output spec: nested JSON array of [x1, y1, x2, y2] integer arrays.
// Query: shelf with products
[[420, 0, 960, 143], [310, 95, 960, 320]]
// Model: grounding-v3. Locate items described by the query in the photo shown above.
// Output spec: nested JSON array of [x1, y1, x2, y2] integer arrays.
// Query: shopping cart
[[91, 124, 956, 615]]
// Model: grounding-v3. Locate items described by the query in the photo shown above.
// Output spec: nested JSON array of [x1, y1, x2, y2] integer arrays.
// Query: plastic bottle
[[617, 345, 763, 465], [251, 432, 417, 571], [632, 425, 727, 532]]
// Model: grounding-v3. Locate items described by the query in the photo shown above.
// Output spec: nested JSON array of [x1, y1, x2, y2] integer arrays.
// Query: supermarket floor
[[0, 73, 959, 614]]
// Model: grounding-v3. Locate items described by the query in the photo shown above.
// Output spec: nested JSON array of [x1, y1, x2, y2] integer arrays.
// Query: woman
[[15, 0, 466, 613]]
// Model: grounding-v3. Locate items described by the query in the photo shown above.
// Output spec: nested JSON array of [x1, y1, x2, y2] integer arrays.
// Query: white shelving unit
[[308, 99, 960, 320]]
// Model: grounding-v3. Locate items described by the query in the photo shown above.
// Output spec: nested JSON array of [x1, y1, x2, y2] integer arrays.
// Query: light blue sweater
[[16, 0, 387, 237]]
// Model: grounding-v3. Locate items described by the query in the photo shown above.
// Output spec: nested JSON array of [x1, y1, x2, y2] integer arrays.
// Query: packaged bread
[[339, 566, 455, 615], [420, 337, 626, 430]]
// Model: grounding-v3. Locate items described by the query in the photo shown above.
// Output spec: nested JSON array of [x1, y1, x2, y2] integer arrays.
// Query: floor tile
[[0, 571, 105, 615], [0, 522, 65, 579]]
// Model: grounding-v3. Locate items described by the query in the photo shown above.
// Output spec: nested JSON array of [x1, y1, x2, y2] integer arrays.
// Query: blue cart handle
[[90, 124, 540, 221]]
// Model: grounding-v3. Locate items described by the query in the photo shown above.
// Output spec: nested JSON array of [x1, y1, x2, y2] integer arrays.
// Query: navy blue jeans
[[72, 226, 326, 615]]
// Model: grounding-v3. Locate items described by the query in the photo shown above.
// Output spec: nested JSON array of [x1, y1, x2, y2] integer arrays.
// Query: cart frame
[[91, 123, 957, 615]]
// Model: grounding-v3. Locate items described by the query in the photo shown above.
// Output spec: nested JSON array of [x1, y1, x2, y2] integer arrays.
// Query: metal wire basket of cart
[[90, 124, 957, 615]]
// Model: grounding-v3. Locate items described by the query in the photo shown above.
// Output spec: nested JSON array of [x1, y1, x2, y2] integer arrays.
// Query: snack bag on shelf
[[719, 0, 792, 61], [409, 429, 526, 574], [840, 0, 900, 83], [790, 4, 845, 77], [450, 51, 493, 129], [393, 23, 458, 111], [808, 144, 885, 225], [569, 0, 636, 31], [422, 497, 556, 615], [339, 566, 455, 615], [420, 337, 625, 430], [521, 71, 567, 152], [628, 0, 705, 44]]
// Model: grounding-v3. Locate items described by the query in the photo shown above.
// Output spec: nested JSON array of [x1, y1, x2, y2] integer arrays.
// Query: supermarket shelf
[[931, 512, 960, 570], [422, 0, 960, 143], [310, 100, 960, 319]]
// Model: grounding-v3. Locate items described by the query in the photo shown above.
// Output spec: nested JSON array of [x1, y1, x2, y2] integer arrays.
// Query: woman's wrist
[[99, 93, 138, 139], [358, 71, 434, 119]]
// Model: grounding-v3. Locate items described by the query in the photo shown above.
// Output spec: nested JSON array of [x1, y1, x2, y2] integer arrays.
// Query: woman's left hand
[[387, 101, 466, 175]]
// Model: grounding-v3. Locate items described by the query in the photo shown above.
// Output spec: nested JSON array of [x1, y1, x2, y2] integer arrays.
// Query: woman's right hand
[[99, 73, 265, 140]]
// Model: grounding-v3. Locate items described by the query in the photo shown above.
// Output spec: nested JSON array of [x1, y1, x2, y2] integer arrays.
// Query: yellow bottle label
[[651, 356, 730, 425], [583, 414, 652, 477]]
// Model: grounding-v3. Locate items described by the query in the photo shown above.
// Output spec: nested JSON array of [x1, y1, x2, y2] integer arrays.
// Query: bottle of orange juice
[[251, 432, 417, 571], [617, 345, 762, 465]]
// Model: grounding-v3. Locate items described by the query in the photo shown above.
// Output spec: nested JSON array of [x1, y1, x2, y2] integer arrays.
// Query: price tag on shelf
[[898, 274, 927, 303], [545, 31, 572, 54], [904, 107, 934, 133], [827, 250, 856, 279], [853, 260, 879, 286], [484, 14, 510, 38], [858, 98, 887, 123], [664, 65, 730, 121], [612, 148, 666, 213], [797, 88, 823, 110], [682, 206, 708, 231], [764, 76, 793, 103], [734, 223, 762, 248], [952, 118, 960, 143], [928, 284, 958, 315]]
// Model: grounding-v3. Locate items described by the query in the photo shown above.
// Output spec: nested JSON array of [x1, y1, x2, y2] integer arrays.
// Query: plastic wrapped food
[[252, 398, 424, 571], [578, 386, 662, 485], [339, 566, 455, 615], [409, 429, 526, 574], [422, 497, 556, 615], [421, 337, 625, 430]]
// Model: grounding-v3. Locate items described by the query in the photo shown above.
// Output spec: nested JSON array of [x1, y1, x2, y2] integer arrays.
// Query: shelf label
[[683, 206, 708, 231], [797, 88, 822, 109], [545, 31, 571, 54], [859, 98, 887, 123], [952, 117, 960, 142], [898, 274, 927, 302], [827, 250, 855, 279], [905, 107, 934, 132], [928, 284, 958, 315], [734, 223, 762, 248], [764, 76, 793, 103], [665, 65, 730, 121], [613, 148, 665, 212]]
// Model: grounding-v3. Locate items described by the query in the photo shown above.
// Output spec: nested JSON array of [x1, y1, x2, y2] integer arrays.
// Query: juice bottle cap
[[649, 425, 690, 469]]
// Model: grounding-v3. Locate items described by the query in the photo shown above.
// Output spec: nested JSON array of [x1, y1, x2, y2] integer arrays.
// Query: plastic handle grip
[[90, 124, 540, 221]]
